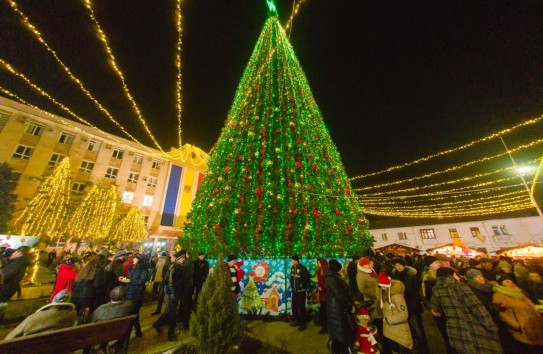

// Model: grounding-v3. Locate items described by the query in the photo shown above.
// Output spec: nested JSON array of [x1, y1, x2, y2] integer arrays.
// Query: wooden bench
[[0, 315, 136, 354]]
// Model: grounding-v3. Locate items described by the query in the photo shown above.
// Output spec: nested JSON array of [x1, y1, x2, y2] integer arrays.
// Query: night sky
[[1, 0, 543, 180]]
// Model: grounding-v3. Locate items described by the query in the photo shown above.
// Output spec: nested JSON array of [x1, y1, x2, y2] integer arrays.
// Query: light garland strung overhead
[[82, 0, 165, 153], [350, 114, 543, 181], [285, 0, 308, 34], [175, 0, 184, 148]]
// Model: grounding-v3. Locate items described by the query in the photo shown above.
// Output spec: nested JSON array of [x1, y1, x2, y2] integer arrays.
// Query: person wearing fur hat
[[5, 289, 76, 339], [119, 253, 149, 337], [290, 254, 310, 331], [376, 272, 413, 352], [392, 258, 429, 354], [326, 259, 355, 354], [316, 257, 329, 334], [355, 308, 380, 354], [431, 267, 503, 354], [493, 274, 543, 352]]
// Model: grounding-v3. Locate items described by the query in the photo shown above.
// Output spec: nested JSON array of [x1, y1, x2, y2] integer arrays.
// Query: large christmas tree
[[181, 6, 372, 258]]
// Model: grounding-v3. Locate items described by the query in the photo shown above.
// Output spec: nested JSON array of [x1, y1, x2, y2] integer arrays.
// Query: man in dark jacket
[[193, 251, 209, 304], [346, 255, 361, 300], [178, 250, 194, 329], [325, 259, 355, 354], [392, 258, 429, 354], [153, 251, 185, 341], [289, 254, 309, 331], [0, 246, 31, 324]]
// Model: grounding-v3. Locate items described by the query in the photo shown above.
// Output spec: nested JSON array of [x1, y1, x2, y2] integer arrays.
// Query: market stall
[[426, 243, 487, 258], [374, 243, 421, 256], [496, 244, 543, 259]]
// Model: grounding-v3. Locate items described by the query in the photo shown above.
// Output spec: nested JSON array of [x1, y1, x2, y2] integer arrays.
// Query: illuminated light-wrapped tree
[[109, 206, 148, 243], [181, 7, 372, 257], [13, 157, 72, 237], [65, 184, 118, 241]]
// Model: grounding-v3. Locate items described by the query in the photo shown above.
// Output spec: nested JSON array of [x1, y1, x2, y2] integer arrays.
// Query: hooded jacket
[[392, 265, 423, 315], [376, 279, 413, 350], [49, 263, 78, 302]]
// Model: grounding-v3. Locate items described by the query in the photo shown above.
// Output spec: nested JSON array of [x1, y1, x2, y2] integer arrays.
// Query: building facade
[[0, 96, 207, 252], [370, 215, 543, 254]]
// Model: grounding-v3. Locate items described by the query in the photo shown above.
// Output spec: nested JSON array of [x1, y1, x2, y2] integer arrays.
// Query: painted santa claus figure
[[355, 308, 380, 354]]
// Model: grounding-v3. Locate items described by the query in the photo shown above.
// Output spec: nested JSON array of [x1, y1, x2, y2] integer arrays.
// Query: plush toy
[[355, 308, 380, 354]]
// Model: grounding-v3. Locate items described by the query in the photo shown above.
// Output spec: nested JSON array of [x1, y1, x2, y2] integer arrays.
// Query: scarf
[[493, 284, 525, 300], [466, 278, 493, 293]]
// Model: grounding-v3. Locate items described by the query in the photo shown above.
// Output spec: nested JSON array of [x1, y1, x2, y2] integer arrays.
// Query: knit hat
[[227, 254, 236, 262], [358, 308, 370, 320], [377, 272, 391, 287], [98, 248, 109, 257], [434, 254, 449, 262], [498, 261, 512, 270], [291, 254, 300, 262], [436, 267, 455, 277], [359, 257, 371, 267], [52, 289, 71, 303], [393, 258, 406, 267], [65, 257, 79, 265], [468, 259, 480, 267], [175, 250, 187, 260], [110, 286, 126, 301], [161, 251, 168, 257], [424, 256, 437, 267], [466, 269, 483, 280], [329, 259, 342, 273], [496, 274, 514, 285], [113, 249, 126, 259]]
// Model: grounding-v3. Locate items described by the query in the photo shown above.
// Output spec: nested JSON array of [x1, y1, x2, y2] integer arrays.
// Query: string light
[[175, 0, 183, 148], [358, 158, 541, 196], [13, 157, 72, 236], [354, 139, 543, 191], [5, 1, 153, 147], [350, 114, 543, 181], [82, 0, 165, 153], [0, 86, 160, 157], [285, 0, 308, 34], [531, 157, 543, 198], [65, 185, 117, 240], [165, 144, 210, 167], [0, 58, 150, 148], [109, 206, 149, 243]]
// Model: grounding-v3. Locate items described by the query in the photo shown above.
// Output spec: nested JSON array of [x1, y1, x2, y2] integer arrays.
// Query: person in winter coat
[[493, 274, 543, 353], [316, 257, 329, 334], [391, 258, 428, 354], [178, 251, 194, 329], [193, 251, 209, 304], [153, 251, 185, 341], [153, 251, 169, 294], [119, 253, 149, 337], [49, 257, 80, 302], [376, 272, 412, 353], [151, 252, 172, 315], [465, 269, 497, 317], [5, 289, 75, 340], [431, 267, 503, 354], [326, 259, 355, 354], [71, 254, 106, 316], [104, 250, 126, 296], [290, 254, 310, 331], [0, 246, 31, 323]]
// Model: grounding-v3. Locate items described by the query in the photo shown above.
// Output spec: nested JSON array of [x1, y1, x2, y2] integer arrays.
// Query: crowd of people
[[299, 252, 543, 354], [2, 245, 543, 353]]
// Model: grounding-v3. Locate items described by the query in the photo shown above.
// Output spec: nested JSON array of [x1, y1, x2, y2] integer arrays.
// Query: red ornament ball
[[347, 225, 353, 232], [295, 162, 302, 169]]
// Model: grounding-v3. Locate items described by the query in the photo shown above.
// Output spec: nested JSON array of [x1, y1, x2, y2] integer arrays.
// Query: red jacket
[[50, 264, 78, 302]]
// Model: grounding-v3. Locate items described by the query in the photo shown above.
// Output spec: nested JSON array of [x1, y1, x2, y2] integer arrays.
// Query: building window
[[142, 195, 154, 207], [382, 233, 388, 241], [420, 229, 436, 239], [470, 227, 482, 238], [449, 229, 460, 238], [121, 191, 135, 204], [398, 232, 407, 240], [112, 148, 124, 160], [151, 160, 161, 170], [87, 140, 101, 152], [48, 153, 65, 166], [26, 123, 44, 136], [0, 110, 10, 126], [71, 183, 86, 193], [133, 154, 143, 165], [12, 145, 34, 160], [59, 132, 75, 145], [492, 225, 509, 236], [105, 166, 118, 179], [79, 161, 95, 173], [12, 172, 22, 181], [147, 176, 158, 187], [128, 172, 139, 183]]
